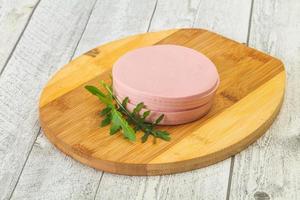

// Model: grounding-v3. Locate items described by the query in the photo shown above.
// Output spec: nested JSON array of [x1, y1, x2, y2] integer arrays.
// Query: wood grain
[[229, 0, 300, 199], [9, 0, 159, 199], [0, 0, 40, 73], [0, 0, 98, 199], [96, 0, 252, 199], [4, 0, 297, 199], [39, 28, 285, 176], [192, 0, 251, 43]]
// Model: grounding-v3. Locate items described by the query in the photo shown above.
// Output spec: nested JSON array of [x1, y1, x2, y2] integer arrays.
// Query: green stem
[[110, 91, 158, 138]]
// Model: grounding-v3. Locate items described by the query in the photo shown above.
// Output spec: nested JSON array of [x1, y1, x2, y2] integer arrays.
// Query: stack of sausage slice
[[112, 45, 219, 125]]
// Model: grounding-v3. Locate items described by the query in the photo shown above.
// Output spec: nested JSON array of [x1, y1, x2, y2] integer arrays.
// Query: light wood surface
[[0, 0, 40, 73], [0, 0, 99, 199], [95, 1, 252, 198], [229, 1, 300, 199], [1, 0, 298, 199], [39, 28, 285, 175]]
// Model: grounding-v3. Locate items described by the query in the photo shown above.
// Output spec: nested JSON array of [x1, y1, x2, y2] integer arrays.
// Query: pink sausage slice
[[113, 45, 219, 109], [118, 96, 213, 125]]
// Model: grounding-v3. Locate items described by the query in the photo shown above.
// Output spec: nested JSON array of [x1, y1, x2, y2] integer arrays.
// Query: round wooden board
[[39, 29, 285, 176]]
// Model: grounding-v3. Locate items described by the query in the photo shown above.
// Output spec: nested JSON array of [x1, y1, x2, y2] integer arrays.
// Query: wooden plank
[[0, 0, 40, 73], [10, 134, 101, 200], [150, 0, 251, 42], [229, 1, 300, 199], [95, 0, 253, 199], [9, 0, 158, 199], [150, 0, 251, 199], [95, 162, 230, 200], [72, 0, 158, 58], [149, 0, 201, 31], [0, 0, 99, 199], [193, 0, 252, 43], [7, 1, 254, 199]]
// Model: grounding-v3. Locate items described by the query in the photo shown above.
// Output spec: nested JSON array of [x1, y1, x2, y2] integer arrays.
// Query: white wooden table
[[0, 0, 299, 199]]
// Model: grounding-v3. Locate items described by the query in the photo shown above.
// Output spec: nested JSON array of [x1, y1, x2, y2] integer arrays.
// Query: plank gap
[[226, 1, 255, 198], [69, 0, 99, 59], [8, 127, 42, 200], [93, 172, 104, 200], [226, 156, 235, 200], [246, 0, 255, 45], [147, 0, 158, 32], [4, 1, 101, 199], [0, 0, 42, 77]]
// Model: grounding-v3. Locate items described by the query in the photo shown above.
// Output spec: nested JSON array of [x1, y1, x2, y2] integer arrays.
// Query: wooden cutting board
[[39, 29, 285, 175]]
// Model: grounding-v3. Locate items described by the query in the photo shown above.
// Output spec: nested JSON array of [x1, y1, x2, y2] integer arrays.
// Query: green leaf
[[110, 123, 121, 135], [85, 85, 106, 97], [122, 97, 129, 108], [133, 102, 144, 115], [154, 114, 164, 125], [100, 80, 113, 96], [111, 109, 136, 141], [141, 133, 150, 143], [99, 80, 115, 103], [155, 130, 171, 141], [142, 110, 151, 119], [100, 114, 111, 127], [100, 107, 112, 116], [85, 85, 111, 105], [85, 80, 171, 143]]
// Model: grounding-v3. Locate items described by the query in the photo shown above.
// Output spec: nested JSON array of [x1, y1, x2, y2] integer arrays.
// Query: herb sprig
[[85, 80, 170, 143]]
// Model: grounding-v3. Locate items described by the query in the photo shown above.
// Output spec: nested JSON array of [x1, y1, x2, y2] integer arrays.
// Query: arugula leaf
[[122, 97, 129, 108], [85, 85, 106, 97], [141, 132, 150, 143], [100, 113, 112, 127], [154, 114, 164, 125], [85, 80, 170, 143], [85, 85, 111, 105], [154, 130, 171, 141], [102, 80, 113, 92], [100, 107, 112, 116], [100, 80, 113, 97], [133, 102, 144, 115], [111, 109, 136, 141], [110, 121, 121, 135], [142, 110, 151, 119]]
